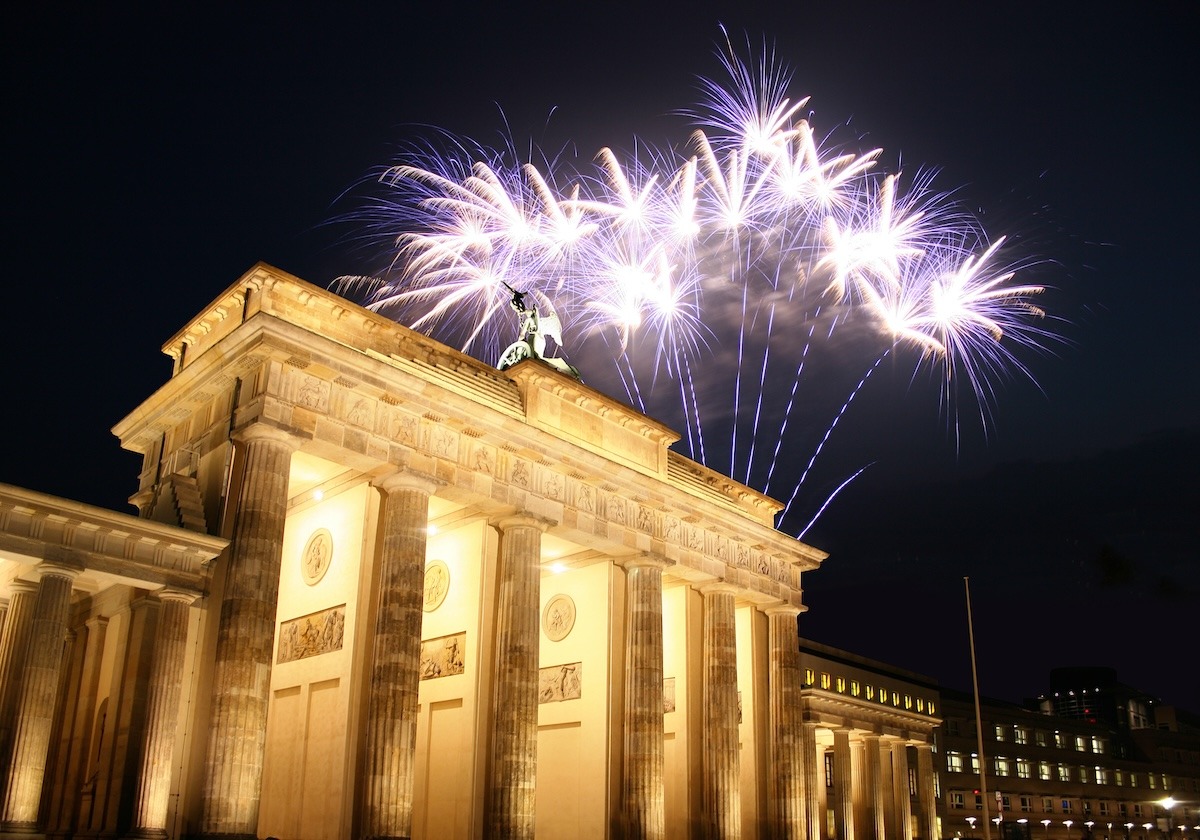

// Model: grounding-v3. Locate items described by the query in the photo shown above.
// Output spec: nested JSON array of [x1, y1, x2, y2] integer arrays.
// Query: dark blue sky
[[3, 2, 1196, 707]]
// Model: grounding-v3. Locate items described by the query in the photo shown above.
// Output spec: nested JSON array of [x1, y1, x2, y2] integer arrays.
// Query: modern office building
[[938, 679, 1199, 840]]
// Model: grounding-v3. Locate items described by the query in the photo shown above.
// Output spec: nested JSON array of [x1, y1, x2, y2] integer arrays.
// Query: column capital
[[616, 552, 668, 572], [36, 560, 83, 580], [231, 422, 301, 449], [760, 602, 801, 619], [698, 580, 739, 597], [492, 512, 554, 533], [5, 579, 39, 596], [154, 587, 201, 606], [373, 468, 442, 496]]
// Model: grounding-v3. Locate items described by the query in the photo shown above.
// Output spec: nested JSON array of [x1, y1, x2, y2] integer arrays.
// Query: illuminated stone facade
[[0, 264, 941, 839]]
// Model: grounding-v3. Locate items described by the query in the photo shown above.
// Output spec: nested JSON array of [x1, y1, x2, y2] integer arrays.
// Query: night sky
[[4, 3, 1196, 708]]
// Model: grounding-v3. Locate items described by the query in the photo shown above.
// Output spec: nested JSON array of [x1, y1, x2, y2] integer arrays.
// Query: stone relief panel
[[663, 677, 676, 713], [293, 372, 331, 412], [431, 425, 458, 460], [343, 396, 374, 429], [538, 662, 582, 703], [300, 528, 333, 586], [419, 632, 466, 680], [278, 605, 346, 664], [541, 594, 576, 642], [388, 409, 419, 446], [423, 559, 450, 612], [472, 442, 495, 475], [573, 480, 594, 513], [510, 457, 530, 488]]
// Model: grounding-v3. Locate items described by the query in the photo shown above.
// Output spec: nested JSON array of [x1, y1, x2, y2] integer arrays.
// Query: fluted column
[[0, 581, 38, 766], [126, 589, 199, 839], [701, 583, 740, 839], [915, 744, 938, 840], [765, 605, 804, 838], [892, 741, 912, 840], [58, 615, 109, 836], [802, 721, 821, 840], [486, 515, 548, 839], [362, 472, 438, 840], [1, 562, 80, 832], [833, 728, 855, 840], [201, 424, 297, 840], [620, 555, 667, 840], [864, 735, 887, 840]]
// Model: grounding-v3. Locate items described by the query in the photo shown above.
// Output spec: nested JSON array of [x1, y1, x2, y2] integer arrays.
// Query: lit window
[[947, 751, 964, 773], [836, 677, 846, 693], [994, 724, 1006, 741], [1129, 773, 1137, 788], [1054, 732, 1065, 748], [928, 701, 935, 715], [1062, 799, 1073, 814], [805, 669, 815, 686], [1075, 735, 1087, 752], [951, 792, 965, 809], [1017, 759, 1031, 779], [905, 694, 913, 709], [1078, 766, 1089, 784], [995, 757, 1011, 777], [1036, 731, 1047, 747], [909, 767, 917, 796], [917, 697, 924, 712], [970, 755, 980, 774], [1091, 735, 1104, 754], [820, 673, 831, 690], [1014, 726, 1029, 745], [1114, 770, 1124, 787], [880, 688, 889, 703], [1058, 765, 1071, 782], [866, 685, 874, 700], [1044, 797, 1055, 813], [1039, 762, 1051, 781], [1147, 773, 1156, 789], [892, 693, 900, 707], [825, 753, 834, 787], [851, 680, 860, 697]]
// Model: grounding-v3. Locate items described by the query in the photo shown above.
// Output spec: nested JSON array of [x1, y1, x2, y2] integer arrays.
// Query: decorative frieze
[[277, 605, 346, 663], [419, 633, 466, 680], [538, 663, 582, 703]]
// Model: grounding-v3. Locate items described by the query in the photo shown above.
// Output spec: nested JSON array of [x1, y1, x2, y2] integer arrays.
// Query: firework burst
[[339, 39, 1051, 534]]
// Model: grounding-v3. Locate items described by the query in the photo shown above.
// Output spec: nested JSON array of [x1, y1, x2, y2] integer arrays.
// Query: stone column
[[200, 424, 297, 839], [915, 743, 938, 840], [361, 472, 437, 840], [0, 581, 38, 765], [125, 589, 199, 839], [864, 735, 887, 840], [486, 515, 547, 840], [620, 555, 667, 840], [833, 728, 855, 840], [1, 562, 80, 832], [701, 583, 740, 839], [58, 615, 109, 836], [802, 721, 821, 840], [765, 605, 804, 838], [892, 741, 912, 840]]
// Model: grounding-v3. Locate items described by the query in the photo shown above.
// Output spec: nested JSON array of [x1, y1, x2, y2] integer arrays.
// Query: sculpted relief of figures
[[278, 605, 346, 664], [419, 632, 466, 680], [538, 662, 582, 703]]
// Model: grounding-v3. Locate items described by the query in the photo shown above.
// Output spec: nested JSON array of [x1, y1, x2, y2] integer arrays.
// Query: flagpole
[[965, 576, 992, 840]]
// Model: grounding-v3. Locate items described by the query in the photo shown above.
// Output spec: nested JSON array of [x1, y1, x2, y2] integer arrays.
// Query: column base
[[0, 823, 44, 838], [121, 830, 168, 840]]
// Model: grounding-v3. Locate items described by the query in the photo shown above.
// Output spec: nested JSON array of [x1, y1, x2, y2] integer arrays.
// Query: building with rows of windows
[[938, 678, 1200, 840]]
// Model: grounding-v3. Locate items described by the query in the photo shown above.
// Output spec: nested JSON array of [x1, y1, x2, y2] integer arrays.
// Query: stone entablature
[[115, 264, 825, 606], [0, 483, 226, 591]]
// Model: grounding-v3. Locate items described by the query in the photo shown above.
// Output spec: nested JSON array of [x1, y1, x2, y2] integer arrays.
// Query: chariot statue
[[496, 283, 580, 378]]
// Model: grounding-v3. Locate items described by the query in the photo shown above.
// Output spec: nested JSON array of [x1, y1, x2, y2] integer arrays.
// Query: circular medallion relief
[[423, 560, 450, 612], [542, 594, 576, 642], [301, 528, 333, 586]]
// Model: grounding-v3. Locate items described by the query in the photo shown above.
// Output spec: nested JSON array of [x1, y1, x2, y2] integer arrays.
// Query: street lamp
[[1066, 820, 1075, 835], [1160, 798, 1179, 838], [1043, 819, 1052, 840], [968, 816, 978, 836]]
